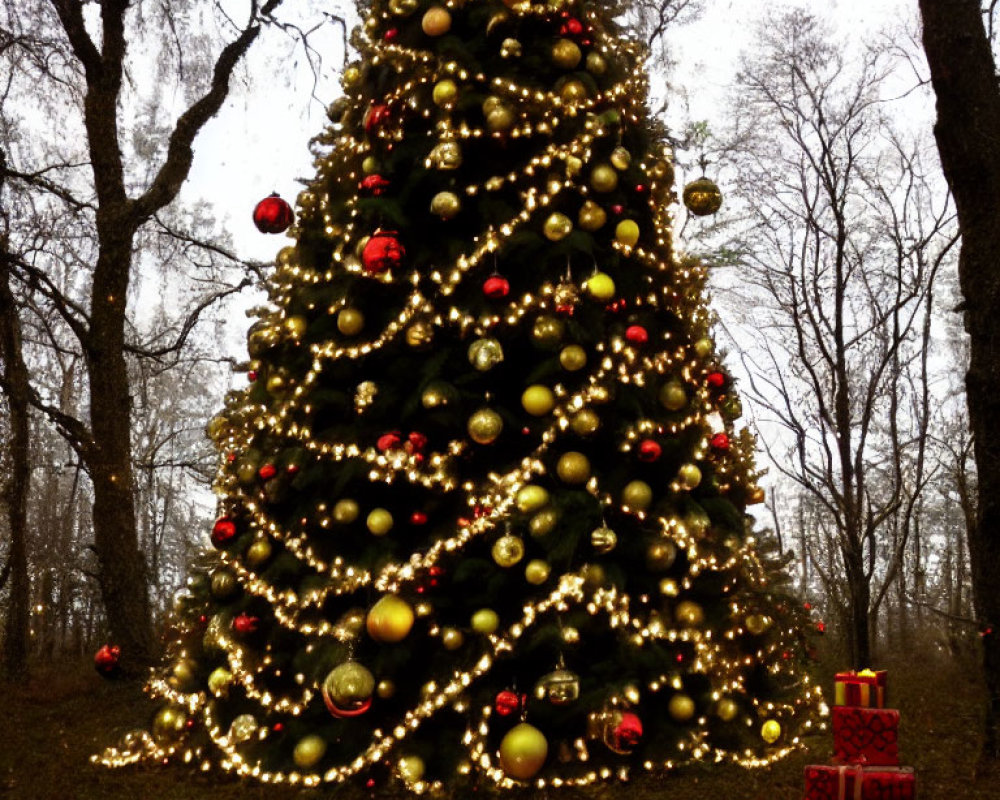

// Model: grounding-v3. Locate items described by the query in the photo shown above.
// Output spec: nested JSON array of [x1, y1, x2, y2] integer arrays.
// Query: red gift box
[[803, 764, 915, 800], [832, 706, 900, 766], [834, 669, 887, 708]]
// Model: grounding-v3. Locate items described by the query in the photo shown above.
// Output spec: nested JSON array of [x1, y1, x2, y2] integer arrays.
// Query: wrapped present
[[803, 764, 915, 800], [832, 706, 900, 766], [834, 669, 888, 708]]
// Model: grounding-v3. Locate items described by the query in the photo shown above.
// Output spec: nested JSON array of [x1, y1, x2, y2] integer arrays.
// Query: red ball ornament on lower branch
[[252, 193, 294, 234], [211, 517, 237, 548], [94, 644, 121, 678], [362, 231, 405, 274]]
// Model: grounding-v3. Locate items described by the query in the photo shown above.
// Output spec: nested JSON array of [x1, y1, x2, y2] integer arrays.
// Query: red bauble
[[384, 27, 399, 41], [252, 193, 294, 234], [635, 184, 647, 194], [495, 689, 523, 716], [362, 230, 405, 274], [248, 370, 258, 382], [710, 432, 730, 451], [359, 174, 390, 196], [365, 103, 391, 134], [233, 613, 260, 635], [94, 644, 121, 678], [406, 431, 428, 451], [410, 511, 428, 525], [560, 17, 584, 35], [483, 275, 511, 298], [211, 517, 238, 548], [625, 325, 649, 345], [258, 463, 277, 481], [611, 204, 624, 215], [637, 439, 662, 462], [706, 371, 727, 390], [377, 431, 403, 452], [816, 621, 827, 634], [610, 711, 643, 750]]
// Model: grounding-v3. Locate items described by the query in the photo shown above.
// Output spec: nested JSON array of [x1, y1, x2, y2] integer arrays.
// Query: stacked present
[[803, 670, 916, 800]]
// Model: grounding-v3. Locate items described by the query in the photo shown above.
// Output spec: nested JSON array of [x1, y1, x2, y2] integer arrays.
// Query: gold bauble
[[610, 146, 632, 170], [516, 484, 550, 513], [169, 658, 198, 691], [693, 337, 714, 358], [522, 385, 556, 416], [337, 307, 364, 336], [590, 163, 619, 193], [622, 480, 653, 511], [745, 614, 772, 635], [293, 734, 327, 769], [333, 498, 360, 523], [432, 79, 458, 106], [584, 272, 616, 301], [716, 698, 739, 722], [659, 380, 688, 411], [668, 693, 696, 722], [761, 719, 782, 744], [562, 626, 580, 644], [366, 507, 394, 536], [362, 155, 379, 174], [405, 320, 434, 348], [535, 668, 580, 705], [471, 608, 500, 634], [581, 563, 606, 589], [492, 533, 525, 567], [415, 601, 433, 617], [675, 600, 705, 627], [565, 155, 583, 177], [397, 755, 426, 783], [430, 190, 461, 219], [207, 666, 233, 698], [265, 373, 285, 394], [659, 577, 679, 596], [468, 408, 503, 444], [323, 661, 375, 710], [646, 540, 677, 571], [229, 713, 258, 743], [747, 486, 766, 505], [500, 37, 523, 58], [556, 451, 591, 484], [683, 176, 723, 216], [524, 559, 551, 584], [499, 723, 548, 780], [284, 315, 307, 339], [486, 105, 515, 133], [210, 568, 239, 600], [578, 200, 607, 231], [532, 315, 565, 347], [342, 65, 362, 89], [559, 79, 588, 103], [442, 627, 465, 650], [543, 211, 573, 241], [152, 704, 188, 743], [529, 508, 559, 537], [590, 525, 617, 554], [615, 219, 640, 247], [553, 280, 579, 307], [421, 5, 452, 35], [586, 51, 607, 74], [570, 408, 600, 436], [677, 463, 702, 489], [367, 595, 415, 642], [377, 679, 396, 699], [429, 140, 462, 170], [559, 344, 587, 371], [551, 38, 582, 69], [338, 608, 367, 637], [246, 536, 273, 566], [468, 337, 504, 371], [421, 382, 452, 408], [389, 0, 418, 14]]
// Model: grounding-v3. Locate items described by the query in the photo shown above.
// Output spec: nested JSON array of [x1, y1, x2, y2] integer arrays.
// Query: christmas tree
[[98, 0, 825, 790]]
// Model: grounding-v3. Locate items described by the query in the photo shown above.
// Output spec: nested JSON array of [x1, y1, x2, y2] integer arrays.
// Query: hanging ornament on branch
[[252, 193, 294, 234]]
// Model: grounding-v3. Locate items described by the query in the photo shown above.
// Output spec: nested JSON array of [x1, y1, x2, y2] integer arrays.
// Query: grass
[[1, 650, 997, 799]]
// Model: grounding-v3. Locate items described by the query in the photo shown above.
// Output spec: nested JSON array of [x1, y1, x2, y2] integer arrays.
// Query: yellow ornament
[[747, 486, 766, 505], [578, 200, 607, 231], [581, 563, 606, 588], [322, 661, 375, 712], [524, 559, 551, 584], [584, 272, 615, 301], [522, 384, 556, 416], [716, 698, 739, 722], [246, 536, 273, 566], [397, 755, 425, 783], [421, 382, 452, 408], [529, 508, 559, 537], [366, 508, 394, 536], [590, 163, 619, 193], [516, 484, 550, 513], [535, 668, 580, 705], [761, 719, 782, 744], [265, 373, 285, 394], [468, 408, 503, 444], [622, 479, 653, 510], [500, 37, 523, 58], [551, 38, 582, 69], [559, 344, 587, 371], [556, 451, 591, 484], [429, 140, 462, 170], [675, 600, 705, 627], [745, 614, 772, 635], [570, 408, 600, 436], [532, 314, 565, 347], [683, 176, 723, 216], [615, 219, 640, 247], [430, 190, 461, 219], [559, 79, 588, 103], [441, 627, 465, 650], [207, 666, 233, 698], [659, 380, 688, 411], [610, 146, 632, 170], [405, 320, 434, 348], [590, 525, 617, 554], [342, 65, 362, 89], [543, 211, 573, 241], [389, 0, 418, 14], [293, 734, 327, 769], [677, 463, 702, 489], [421, 5, 451, 35], [492, 533, 525, 567], [471, 608, 500, 634], [337, 307, 364, 336], [362, 155, 379, 174], [693, 336, 714, 358], [669, 693, 696, 722], [377, 679, 396, 699], [646, 540, 677, 570], [468, 337, 504, 371], [152, 704, 188, 744], [486, 105, 515, 133], [659, 577, 679, 596], [586, 51, 607, 74], [432, 79, 458, 106], [499, 723, 548, 780], [169, 658, 198, 691], [367, 595, 415, 642], [565, 155, 583, 177], [284, 315, 307, 339], [333, 498, 360, 523], [228, 713, 258, 743]]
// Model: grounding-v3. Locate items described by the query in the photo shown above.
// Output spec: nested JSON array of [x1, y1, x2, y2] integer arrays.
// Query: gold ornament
[[578, 200, 607, 231], [584, 272, 615, 301], [615, 219, 640, 247], [521, 384, 555, 416], [530, 508, 559, 537], [210, 568, 238, 600], [430, 190, 461, 219], [265, 373, 285, 394], [553, 279, 579, 308], [745, 614, 772, 635], [559, 344, 587, 371], [152, 704, 188, 744], [293, 734, 327, 769], [499, 723, 548, 780], [586, 51, 607, 74], [228, 713, 258, 743], [421, 5, 451, 35], [659, 380, 688, 411], [169, 658, 198, 691], [559, 79, 588, 103], [500, 37, 522, 58], [355, 380, 377, 410], [532, 314, 565, 347], [565, 155, 583, 177], [716, 698, 739, 722], [246, 536, 273, 566], [377, 679, 396, 699], [570, 408, 600, 435], [677, 463, 702, 489], [405, 320, 434, 348], [646, 539, 677, 570], [366, 508, 394, 536], [284, 315, 307, 340], [590, 164, 619, 193], [337, 308, 364, 336], [551, 38, 582, 69], [367, 595, 415, 642], [516, 484, 550, 513], [342, 64, 362, 89], [471, 608, 500, 633], [543, 211, 573, 241], [397, 755, 425, 783], [361, 155, 379, 174], [683, 176, 723, 216], [486, 104, 515, 133], [590, 525, 617, 554], [421, 382, 452, 408], [622, 480, 653, 511], [581, 563, 606, 589], [562, 626, 580, 644], [524, 559, 551, 584], [675, 600, 705, 627], [557, 451, 591, 484], [389, 0, 418, 14], [415, 601, 433, 617], [468, 408, 503, 444], [432, 79, 458, 106], [441, 627, 465, 650], [333, 498, 360, 523], [207, 666, 232, 698], [610, 146, 632, 170], [535, 668, 580, 705], [429, 140, 462, 170], [659, 577, 679, 596], [623, 684, 641, 705], [669, 693, 696, 722], [337, 608, 367, 638], [468, 337, 504, 371], [747, 486, 766, 504], [761, 719, 782, 743], [492, 533, 525, 567], [323, 661, 375, 712], [693, 336, 714, 358]]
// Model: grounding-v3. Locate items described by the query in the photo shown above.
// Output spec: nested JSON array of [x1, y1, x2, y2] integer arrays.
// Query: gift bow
[[857, 668, 878, 678]]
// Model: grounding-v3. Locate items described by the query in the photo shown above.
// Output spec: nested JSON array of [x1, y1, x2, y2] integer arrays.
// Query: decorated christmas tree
[[98, 0, 825, 790]]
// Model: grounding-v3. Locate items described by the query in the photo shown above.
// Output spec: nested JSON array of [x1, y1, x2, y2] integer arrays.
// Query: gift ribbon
[[837, 764, 864, 800]]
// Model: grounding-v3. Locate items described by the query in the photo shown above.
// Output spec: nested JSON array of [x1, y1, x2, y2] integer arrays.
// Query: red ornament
[[610, 711, 643, 750], [273, 722, 284, 732], [560, 17, 584, 35], [211, 517, 238, 548], [706, 371, 726, 390], [362, 230, 405, 274], [247, 370, 258, 382], [233, 613, 260, 635], [710, 432, 730, 451], [94, 644, 121, 678], [410, 511, 428, 525], [384, 27, 399, 41], [258, 463, 277, 481], [287, 463, 300, 475], [365, 103, 391, 134], [324, 692, 373, 718], [407, 431, 428, 452], [611, 204, 624, 215], [634, 184, 647, 194], [625, 325, 648, 344], [816, 621, 827, 634], [359, 174, 390, 196], [803, 602, 812, 610], [637, 439, 662, 462], [252, 193, 294, 234], [495, 689, 523, 716], [483, 275, 510, 298], [427, 565, 444, 588], [377, 431, 402, 452]]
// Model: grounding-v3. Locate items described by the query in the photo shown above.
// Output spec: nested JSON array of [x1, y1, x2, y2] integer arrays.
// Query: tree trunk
[[919, 0, 1000, 762]]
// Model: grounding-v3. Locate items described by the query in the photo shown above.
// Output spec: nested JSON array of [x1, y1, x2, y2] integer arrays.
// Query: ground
[[1, 649, 997, 799]]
